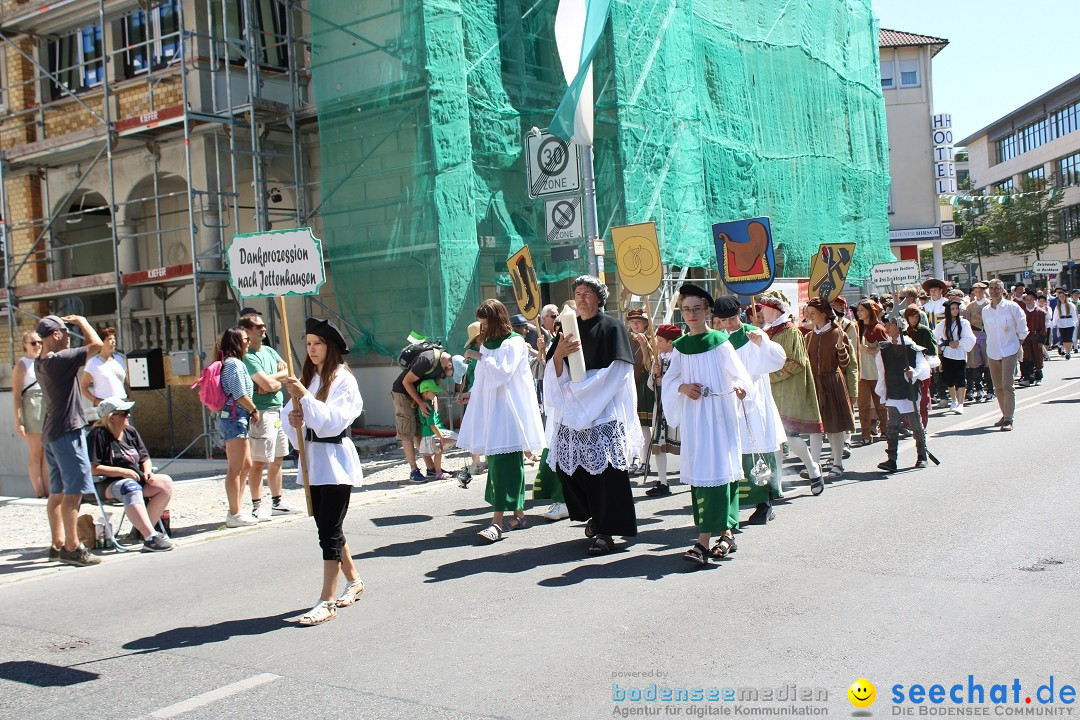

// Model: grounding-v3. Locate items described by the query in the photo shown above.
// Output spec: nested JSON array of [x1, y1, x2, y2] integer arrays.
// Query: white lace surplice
[[661, 342, 753, 487], [735, 335, 788, 453], [543, 360, 642, 476], [456, 335, 546, 456]]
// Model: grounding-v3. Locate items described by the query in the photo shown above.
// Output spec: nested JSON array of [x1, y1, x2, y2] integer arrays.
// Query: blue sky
[[872, 0, 1080, 142]]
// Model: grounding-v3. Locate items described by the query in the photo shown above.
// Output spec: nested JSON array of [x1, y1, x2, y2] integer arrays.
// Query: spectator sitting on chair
[[87, 396, 174, 552]]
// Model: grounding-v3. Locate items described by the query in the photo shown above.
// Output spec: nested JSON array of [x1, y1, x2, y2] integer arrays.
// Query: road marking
[[148, 673, 280, 718]]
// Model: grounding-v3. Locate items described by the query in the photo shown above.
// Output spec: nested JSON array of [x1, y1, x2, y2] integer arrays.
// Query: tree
[[990, 176, 1065, 260], [938, 179, 1001, 280]]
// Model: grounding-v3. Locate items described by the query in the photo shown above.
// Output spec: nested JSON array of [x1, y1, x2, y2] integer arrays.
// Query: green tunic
[[764, 321, 823, 435], [691, 484, 740, 533], [532, 448, 564, 502]]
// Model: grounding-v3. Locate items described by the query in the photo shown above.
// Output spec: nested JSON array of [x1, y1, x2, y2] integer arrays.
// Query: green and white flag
[[550, 0, 613, 146], [407, 331, 429, 345]]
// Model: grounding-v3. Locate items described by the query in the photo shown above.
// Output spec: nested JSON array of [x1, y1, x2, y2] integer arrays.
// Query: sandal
[[709, 535, 737, 559], [477, 523, 504, 543], [335, 579, 365, 607], [297, 600, 337, 626], [825, 466, 844, 481], [682, 542, 708, 566], [584, 519, 597, 538], [810, 478, 824, 496], [503, 515, 528, 531], [587, 535, 614, 555]]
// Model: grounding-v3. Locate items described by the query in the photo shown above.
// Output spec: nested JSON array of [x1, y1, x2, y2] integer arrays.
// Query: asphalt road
[[3, 357, 1080, 720]]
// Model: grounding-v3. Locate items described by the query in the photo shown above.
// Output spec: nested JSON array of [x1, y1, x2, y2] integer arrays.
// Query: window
[[47, 25, 104, 100], [1060, 152, 1080, 188], [880, 60, 894, 89], [899, 59, 919, 87], [993, 178, 1014, 194], [1051, 100, 1080, 139], [122, 0, 180, 77], [212, 0, 289, 69], [1026, 166, 1046, 182], [1063, 205, 1080, 240], [996, 115, 1055, 164]]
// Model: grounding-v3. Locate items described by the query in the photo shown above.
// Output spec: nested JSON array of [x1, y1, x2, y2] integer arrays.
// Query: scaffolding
[[0, 0, 317, 456]]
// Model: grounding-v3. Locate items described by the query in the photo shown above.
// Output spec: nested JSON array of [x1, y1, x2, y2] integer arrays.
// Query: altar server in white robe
[[661, 284, 754, 567], [711, 295, 787, 525]]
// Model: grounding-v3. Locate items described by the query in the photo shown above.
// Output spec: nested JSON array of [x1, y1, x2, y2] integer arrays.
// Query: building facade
[[879, 28, 955, 278], [958, 72, 1080, 289]]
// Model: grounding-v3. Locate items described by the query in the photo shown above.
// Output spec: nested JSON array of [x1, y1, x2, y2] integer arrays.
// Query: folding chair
[[88, 477, 170, 553]]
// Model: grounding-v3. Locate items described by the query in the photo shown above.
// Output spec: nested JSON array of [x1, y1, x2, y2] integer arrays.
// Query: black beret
[[678, 283, 714, 309], [305, 317, 349, 355], [712, 294, 742, 319]]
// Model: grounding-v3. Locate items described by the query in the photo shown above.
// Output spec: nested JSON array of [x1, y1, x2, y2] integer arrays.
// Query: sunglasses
[[253, 324, 266, 330], [27, 340, 42, 346], [113, 410, 130, 418]]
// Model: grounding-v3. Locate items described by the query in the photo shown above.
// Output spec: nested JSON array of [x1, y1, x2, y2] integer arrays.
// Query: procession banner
[[870, 260, 920, 287], [612, 221, 662, 296], [808, 242, 856, 303], [226, 228, 325, 298], [712, 216, 776, 295], [506, 245, 542, 321]]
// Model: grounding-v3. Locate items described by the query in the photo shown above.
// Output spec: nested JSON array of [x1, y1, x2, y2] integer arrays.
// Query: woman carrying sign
[[282, 318, 365, 626]]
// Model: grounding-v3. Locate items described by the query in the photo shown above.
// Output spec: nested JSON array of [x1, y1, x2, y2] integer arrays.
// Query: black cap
[[712, 294, 741, 319], [509, 313, 528, 326], [239, 307, 261, 317], [678, 283, 714, 309], [304, 317, 349, 355]]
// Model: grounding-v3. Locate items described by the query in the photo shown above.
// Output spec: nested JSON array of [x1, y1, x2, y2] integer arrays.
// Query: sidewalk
[[0, 438, 475, 585]]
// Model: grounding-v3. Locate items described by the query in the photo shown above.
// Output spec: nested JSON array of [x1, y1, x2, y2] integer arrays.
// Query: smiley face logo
[[848, 678, 876, 708]]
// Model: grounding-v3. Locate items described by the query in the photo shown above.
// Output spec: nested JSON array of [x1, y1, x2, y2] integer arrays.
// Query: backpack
[[398, 341, 443, 376], [191, 360, 229, 412]]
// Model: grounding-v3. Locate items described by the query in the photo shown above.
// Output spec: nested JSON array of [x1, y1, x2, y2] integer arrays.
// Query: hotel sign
[[932, 114, 956, 195]]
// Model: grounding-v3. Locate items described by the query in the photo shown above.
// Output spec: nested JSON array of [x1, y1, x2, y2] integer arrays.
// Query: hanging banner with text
[[226, 228, 326, 298]]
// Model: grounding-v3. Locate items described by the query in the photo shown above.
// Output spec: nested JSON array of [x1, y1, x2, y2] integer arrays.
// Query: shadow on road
[[369, 514, 434, 527], [121, 610, 303, 653], [0, 660, 99, 687]]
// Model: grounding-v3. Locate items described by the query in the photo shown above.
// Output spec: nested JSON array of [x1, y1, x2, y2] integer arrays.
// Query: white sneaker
[[226, 512, 258, 528], [948, 400, 958, 411], [272, 501, 301, 515], [542, 502, 570, 521], [252, 506, 273, 522], [954, 406, 964, 415]]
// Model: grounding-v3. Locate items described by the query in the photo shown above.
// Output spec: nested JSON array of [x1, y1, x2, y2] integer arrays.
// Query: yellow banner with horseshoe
[[506, 245, 542, 321], [612, 222, 662, 296]]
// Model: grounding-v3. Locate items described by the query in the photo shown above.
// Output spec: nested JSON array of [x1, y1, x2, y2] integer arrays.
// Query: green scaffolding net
[[310, 0, 893, 359]]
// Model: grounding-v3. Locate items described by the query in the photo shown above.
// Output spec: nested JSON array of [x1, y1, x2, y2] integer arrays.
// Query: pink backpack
[[191, 359, 228, 412]]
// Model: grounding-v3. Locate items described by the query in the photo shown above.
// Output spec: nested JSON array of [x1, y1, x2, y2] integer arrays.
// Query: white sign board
[[226, 228, 325, 298], [127, 356, 151, 389], [871, 260, 921, 286], [940, 221, 956, 240], [545, 196, 583, 243], [1033, 260, 1062, 275], [890, 227, 941, 241], [526, 131, 581, 198]]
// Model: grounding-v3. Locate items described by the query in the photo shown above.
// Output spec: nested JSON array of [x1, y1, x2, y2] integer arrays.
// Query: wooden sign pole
[[277, 296, 313, 516]]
